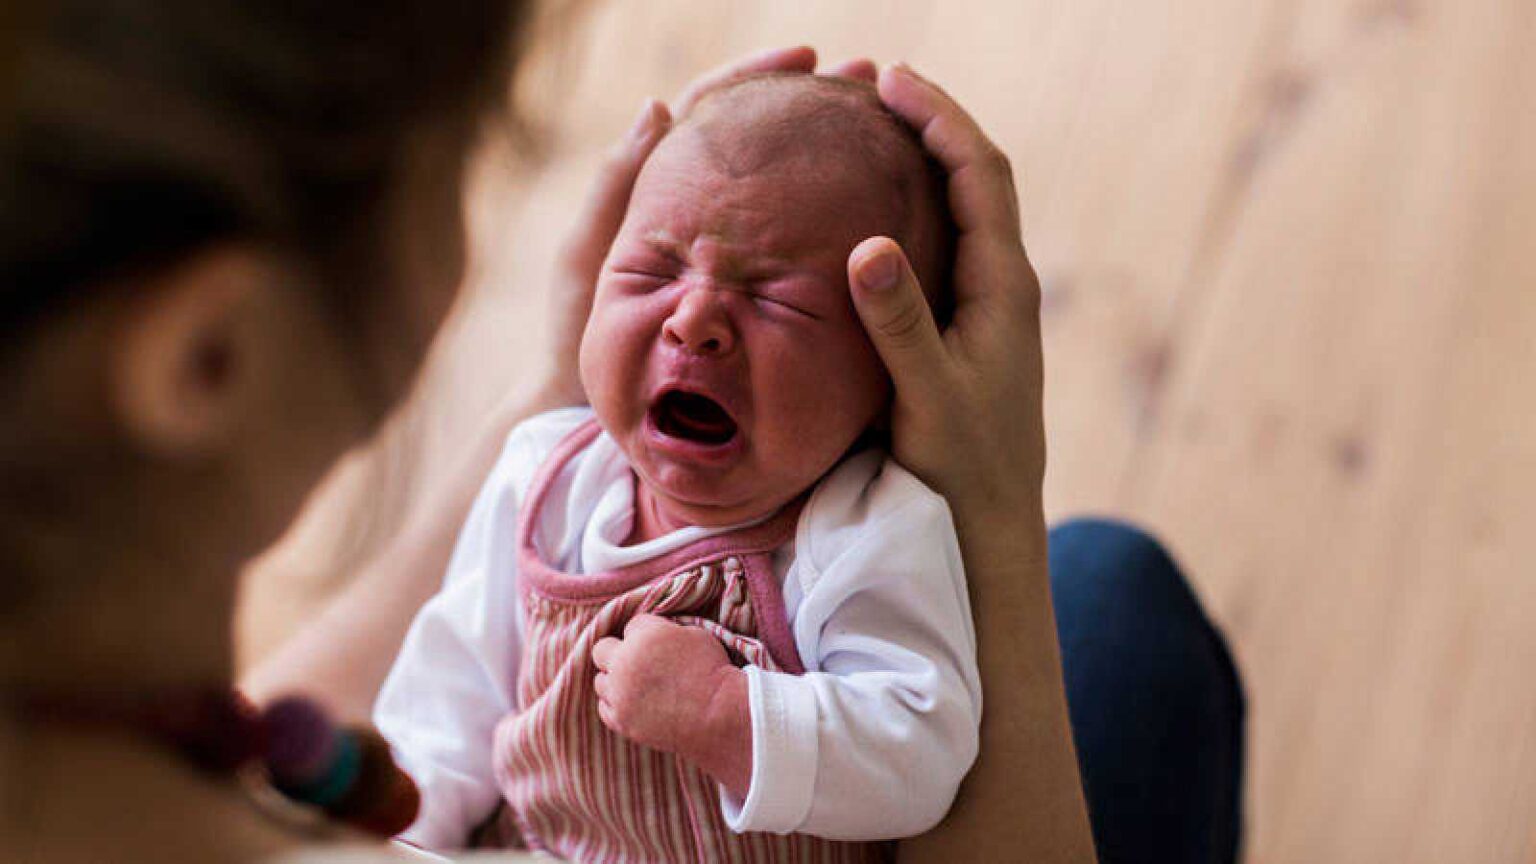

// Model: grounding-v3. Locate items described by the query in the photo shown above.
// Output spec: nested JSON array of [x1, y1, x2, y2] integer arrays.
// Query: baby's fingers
[[623, 613, 674, 639], [596, 698, 621, 734], [592, 636, 621, 671]]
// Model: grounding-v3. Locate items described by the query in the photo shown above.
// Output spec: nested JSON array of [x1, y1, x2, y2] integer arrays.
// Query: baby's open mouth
[[651, 390, 738, 446]]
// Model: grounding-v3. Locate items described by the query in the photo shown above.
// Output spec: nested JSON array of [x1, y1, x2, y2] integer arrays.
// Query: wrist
[[948, 491, 1054, 649], [686, 665, 752, 800], [949, 486, 1047, 564]]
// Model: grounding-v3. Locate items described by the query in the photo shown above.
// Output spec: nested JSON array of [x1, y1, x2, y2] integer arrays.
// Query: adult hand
[[847, 64, 1045, 524], [853, 65, 1095, 864], [533, 45, 875, 411]]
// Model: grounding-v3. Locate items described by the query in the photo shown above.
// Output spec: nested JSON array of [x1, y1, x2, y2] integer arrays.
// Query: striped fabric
[[485, 421, 887, 863]]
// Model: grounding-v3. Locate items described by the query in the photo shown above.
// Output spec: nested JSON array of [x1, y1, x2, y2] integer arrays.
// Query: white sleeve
[[721, 463, 982, 840], [373, 408, 590, 850]]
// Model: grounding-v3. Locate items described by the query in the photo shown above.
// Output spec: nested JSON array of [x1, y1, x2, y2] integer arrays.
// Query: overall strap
[[514, 418, 604, 562], [516, 419, 807, 604]]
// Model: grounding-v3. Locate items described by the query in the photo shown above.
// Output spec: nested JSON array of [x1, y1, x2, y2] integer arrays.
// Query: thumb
[[848, 237, 948, 397]]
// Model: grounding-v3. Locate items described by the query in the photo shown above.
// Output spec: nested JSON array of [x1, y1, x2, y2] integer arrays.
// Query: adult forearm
[[240, 385, 560, 722], [900, 499, 1096, 864], [240, 528, 447, 722]]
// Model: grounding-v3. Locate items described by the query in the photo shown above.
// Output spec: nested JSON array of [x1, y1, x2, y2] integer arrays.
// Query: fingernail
[[858, 249, 901, 293]]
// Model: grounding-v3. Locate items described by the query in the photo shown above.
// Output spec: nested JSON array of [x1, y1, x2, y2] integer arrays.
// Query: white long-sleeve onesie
[[375, 408, 981, 850]]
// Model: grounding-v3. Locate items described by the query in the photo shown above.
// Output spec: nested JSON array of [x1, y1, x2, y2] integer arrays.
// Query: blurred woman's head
[[0, 0, 526, 687]]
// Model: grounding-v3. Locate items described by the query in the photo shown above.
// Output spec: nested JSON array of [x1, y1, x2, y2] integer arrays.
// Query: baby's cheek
[[577, 314, 613, 404], [762, 337, 884, 441], [581, 301, 648, 417], [822, 330, 890, 417]]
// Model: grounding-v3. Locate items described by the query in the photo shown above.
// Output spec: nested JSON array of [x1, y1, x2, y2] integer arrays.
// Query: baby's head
[[580, 72, 953, 528]]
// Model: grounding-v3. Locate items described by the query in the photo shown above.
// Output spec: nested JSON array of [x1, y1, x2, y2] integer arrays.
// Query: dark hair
[[1, 0, 527, 335]]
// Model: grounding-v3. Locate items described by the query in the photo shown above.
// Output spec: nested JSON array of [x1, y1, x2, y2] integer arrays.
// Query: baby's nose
[[661, 289, 736, 356]]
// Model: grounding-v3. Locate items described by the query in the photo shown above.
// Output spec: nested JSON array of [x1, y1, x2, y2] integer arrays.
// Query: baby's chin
[[630, 454, 793, 530]]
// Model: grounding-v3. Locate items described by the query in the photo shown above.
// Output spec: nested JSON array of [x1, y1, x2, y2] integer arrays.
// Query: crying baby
[[376, 72, 978, 863]]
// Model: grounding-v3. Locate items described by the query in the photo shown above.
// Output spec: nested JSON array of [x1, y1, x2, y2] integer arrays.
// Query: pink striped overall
[[487, 421, 886, 863]]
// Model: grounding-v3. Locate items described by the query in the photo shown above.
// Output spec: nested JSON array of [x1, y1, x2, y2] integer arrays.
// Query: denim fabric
[[1050, 519, 1245, 864]]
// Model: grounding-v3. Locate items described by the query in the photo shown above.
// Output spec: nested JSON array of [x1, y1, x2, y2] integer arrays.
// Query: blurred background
[[236, 2, 1536, 862]]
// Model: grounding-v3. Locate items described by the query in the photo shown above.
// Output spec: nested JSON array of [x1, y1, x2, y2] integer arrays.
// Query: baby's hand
[[591, 614, 752, 798]]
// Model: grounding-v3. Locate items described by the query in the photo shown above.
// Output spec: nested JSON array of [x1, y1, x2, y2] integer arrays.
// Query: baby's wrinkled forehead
[[682, 75, 921, 189], [667, 72, 952, 310]]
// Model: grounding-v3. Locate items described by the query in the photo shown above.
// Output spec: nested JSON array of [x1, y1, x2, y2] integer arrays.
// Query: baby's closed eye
[[615, 248, 675, 271], [609, 256, 679, 290], [750, 278, 829, 320]]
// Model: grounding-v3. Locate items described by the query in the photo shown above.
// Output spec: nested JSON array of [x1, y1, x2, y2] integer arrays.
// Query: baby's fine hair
[[679, 73, 956, 325]]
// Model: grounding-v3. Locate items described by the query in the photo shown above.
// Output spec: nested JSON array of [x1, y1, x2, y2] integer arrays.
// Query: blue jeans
[[1050, 519, 1245, 864]]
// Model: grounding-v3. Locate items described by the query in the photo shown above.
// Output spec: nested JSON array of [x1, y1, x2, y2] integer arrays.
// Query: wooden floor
[[238, 1, 1536, 861]]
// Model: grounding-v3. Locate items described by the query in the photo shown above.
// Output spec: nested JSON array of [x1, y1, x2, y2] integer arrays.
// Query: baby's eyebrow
[[639, 231, 687, 261], [634, 230, 805, 284]]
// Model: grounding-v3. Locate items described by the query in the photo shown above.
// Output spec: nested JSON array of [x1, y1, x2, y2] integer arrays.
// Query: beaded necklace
[[14, 687, 419, 838]]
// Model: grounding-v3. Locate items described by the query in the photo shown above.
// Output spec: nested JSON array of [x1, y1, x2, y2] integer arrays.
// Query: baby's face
[[580, 127, 904, 527]]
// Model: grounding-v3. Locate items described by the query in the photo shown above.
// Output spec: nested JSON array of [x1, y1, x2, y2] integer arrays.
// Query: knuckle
[[981, 143, 1012, 178], [605, 654, 630, 679], [880, 297, 930, 347]]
